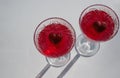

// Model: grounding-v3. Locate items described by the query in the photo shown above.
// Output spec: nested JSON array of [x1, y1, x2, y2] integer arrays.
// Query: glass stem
[[36, 64, 51, 78], [57, 53, 80, 78]]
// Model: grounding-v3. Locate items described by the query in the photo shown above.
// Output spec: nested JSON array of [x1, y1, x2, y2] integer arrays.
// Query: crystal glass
[[75, 4, 119, 57], [34, 17, 76, 67]]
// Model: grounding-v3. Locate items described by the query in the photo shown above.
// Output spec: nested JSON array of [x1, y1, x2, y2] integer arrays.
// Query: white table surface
[[0, 0, 120, 78]]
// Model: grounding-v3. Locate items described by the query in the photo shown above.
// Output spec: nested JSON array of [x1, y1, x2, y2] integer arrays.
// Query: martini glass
[[34, 17, 76, 77], [58, 4, 119, 78], [75, 4, 119, 57]]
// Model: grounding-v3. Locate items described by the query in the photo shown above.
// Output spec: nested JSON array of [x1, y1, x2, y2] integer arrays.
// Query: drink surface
[[37, 23, 74, 57], [80, 10, 114, 41]]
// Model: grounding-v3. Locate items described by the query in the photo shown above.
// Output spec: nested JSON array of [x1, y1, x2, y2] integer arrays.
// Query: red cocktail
[[76, 4, 119, 57], [81, 10, 115, 41], [34, 17, 76, 67]]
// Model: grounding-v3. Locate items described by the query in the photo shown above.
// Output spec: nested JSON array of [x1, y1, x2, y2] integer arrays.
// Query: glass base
[[75, 35, 100, 57], [46, 53, 70, 67]]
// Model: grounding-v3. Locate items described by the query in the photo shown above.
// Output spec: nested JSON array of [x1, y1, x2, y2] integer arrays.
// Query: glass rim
[[79, 4, 119, 42], [33, 17, 76, 58]]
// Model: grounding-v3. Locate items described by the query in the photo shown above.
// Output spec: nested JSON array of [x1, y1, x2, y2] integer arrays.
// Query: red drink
[[80, 10, 115, 41], [36, 23, 74, 58]]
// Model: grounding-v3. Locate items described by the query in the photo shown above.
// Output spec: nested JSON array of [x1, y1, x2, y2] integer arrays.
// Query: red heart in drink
[[93, 21, 106, 33], [49, 33, 62, 44]]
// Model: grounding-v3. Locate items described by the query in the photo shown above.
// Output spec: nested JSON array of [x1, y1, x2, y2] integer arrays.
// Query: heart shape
[[93, 21, 106, 32], [49, 33, 62, 44]]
